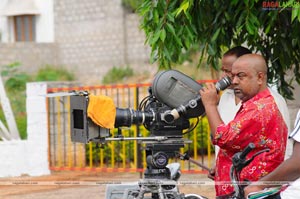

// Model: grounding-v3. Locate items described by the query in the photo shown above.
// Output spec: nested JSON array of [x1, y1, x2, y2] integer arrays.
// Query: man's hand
[[208, 166, 216, 180], [199, 83, 223, 136], [199, 83, 219, 107]]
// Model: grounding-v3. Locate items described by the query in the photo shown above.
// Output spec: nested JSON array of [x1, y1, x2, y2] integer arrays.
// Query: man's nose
[[232, 76, 239, 84]]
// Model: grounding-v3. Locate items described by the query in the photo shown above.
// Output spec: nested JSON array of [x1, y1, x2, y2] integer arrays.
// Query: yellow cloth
[[87, 94, 116, 129]]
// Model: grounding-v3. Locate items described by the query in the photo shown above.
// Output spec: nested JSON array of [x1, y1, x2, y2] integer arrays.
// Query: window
[[13, 15, 36, 41]]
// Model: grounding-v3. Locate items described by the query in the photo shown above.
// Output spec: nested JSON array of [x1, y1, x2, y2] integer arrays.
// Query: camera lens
[[114, 108, 153, 128]]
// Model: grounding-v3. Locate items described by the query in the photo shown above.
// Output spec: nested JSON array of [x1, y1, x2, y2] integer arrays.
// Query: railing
[[47, 82, 215, 174]]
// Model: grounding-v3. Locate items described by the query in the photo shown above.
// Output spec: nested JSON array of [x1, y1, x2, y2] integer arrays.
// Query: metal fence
[[47, 82, 215, 173]]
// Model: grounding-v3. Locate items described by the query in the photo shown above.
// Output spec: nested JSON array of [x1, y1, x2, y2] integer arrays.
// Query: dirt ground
[[0, 171, 216, 199]]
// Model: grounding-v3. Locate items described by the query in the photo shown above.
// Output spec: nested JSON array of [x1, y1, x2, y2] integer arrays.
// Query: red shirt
[[213, 89, 287, 196]]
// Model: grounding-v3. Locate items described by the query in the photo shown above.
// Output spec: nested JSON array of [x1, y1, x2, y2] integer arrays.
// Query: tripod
[[130, 143, 185, 199], [105, 156, 185, 199], [105, 139, 205, 199], [104, 133, 207, 199]]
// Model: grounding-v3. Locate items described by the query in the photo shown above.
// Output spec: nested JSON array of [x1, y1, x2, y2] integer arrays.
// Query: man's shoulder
[[246, 89, 272, 104], [268, 88, 286, 102], [243, 89, 279, 111]]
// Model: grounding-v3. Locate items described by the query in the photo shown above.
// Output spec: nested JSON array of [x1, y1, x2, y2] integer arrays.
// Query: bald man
[[200, 54, 288, 198]]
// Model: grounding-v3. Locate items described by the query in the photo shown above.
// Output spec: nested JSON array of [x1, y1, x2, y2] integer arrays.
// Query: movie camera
[[69, 70, 231, 198]]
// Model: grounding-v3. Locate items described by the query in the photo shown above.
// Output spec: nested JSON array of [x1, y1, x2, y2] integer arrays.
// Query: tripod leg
[[136, 184, 146, 199]]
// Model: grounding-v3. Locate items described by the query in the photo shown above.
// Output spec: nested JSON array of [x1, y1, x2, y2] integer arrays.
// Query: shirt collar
[[241, 88, 271, 107]]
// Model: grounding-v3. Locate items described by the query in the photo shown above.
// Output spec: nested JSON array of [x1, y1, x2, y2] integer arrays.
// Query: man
[[208, 46, 252, 179], [209, 47, 291, 179], [244, 109, 300, 199], [200, 54, 288, 197], [217, 47, 290, 157]]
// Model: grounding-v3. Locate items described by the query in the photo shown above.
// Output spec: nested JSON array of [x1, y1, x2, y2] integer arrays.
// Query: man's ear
[[257, 71, 266, 85]]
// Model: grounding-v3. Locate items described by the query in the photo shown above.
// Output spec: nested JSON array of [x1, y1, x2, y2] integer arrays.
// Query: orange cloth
[[87, 94, 116, 129]]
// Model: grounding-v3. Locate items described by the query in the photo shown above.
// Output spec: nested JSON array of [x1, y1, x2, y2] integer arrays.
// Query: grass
[[102, 66, 134, 84]]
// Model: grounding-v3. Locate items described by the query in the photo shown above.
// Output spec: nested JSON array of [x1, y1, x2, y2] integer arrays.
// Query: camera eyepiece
[[215, 76, 231, 91]]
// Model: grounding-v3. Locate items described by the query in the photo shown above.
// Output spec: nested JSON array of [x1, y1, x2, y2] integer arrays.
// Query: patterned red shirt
[[213, 89, 287, 196]]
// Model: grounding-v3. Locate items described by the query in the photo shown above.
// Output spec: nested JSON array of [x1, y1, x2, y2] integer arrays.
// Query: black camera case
[[151, 70, 205, 118]]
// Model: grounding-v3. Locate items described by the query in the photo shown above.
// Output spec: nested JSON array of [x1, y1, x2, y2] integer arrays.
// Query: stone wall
[[53, 0, 151, 84], [0, 43, 58, 74]]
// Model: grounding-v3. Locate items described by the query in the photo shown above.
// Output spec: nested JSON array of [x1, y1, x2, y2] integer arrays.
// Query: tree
[[137, 0, 300, 99]]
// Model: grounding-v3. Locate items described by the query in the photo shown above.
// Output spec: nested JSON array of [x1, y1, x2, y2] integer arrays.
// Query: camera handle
[[178, 152, 210, 172]]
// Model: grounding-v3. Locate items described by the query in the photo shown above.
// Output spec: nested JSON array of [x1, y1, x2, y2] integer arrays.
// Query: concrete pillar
[[26, 82, 50, 176]]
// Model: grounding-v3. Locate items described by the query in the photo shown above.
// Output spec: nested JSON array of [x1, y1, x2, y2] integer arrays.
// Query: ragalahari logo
[[262, 1, 300, 10]]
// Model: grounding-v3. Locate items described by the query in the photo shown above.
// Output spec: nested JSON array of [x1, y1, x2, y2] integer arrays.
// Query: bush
[[35, 65, 75, 81], [1, 62, 32, 92], [85, 127, 137, 167], [102, 66, 134, 84], [184, 116, 214, 155]]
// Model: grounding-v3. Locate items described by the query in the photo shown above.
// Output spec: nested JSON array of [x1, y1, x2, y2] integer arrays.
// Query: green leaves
[[138, 0, 300, 99], [245, 12, 260, 35], [211, 28, 221, 42], [138, 0, 197, 69], [160, 28, 166, 42], [1, 62, 31, 92], [291, 6, 300, 22], [175, 0, 190, 17]]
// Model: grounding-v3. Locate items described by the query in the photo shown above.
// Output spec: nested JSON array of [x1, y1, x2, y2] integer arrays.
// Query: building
[[0, 0, 152, 84]]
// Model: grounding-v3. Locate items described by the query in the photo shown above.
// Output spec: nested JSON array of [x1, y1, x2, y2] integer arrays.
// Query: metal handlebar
[[230, 143, 270, 199]]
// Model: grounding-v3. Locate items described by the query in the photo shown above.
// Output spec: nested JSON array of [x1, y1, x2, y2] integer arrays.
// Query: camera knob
[[147, 152, 169, 169], [163, 112, 175, 124], [188, 99, 197, 108]]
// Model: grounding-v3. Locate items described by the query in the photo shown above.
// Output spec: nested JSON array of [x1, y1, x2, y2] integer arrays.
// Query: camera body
[[70, 70, 206, 144], [115, 96, 190, 137], [70, 90, 191, 145], [70, 70, 231, 177]]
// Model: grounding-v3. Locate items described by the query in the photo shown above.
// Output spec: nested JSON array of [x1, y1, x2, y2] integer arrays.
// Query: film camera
[[70, 70, 230, 198]]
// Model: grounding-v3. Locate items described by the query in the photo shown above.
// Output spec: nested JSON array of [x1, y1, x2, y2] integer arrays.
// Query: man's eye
[[236, 73, 247, 79], [237, 74, 246, 78], [222, 69, 231, 73], [232, 73, 247, 80]]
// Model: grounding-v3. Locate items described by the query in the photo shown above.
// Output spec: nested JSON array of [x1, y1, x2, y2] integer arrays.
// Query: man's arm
[[199, 83, 223, 137], [244, 141, 300, 197]]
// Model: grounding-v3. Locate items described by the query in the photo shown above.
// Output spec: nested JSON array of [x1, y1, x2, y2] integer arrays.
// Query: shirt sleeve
[[213, 107, 263, 149]]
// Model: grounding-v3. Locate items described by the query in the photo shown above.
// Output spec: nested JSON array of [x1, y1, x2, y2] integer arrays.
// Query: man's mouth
[[234, 88, 241, 94]]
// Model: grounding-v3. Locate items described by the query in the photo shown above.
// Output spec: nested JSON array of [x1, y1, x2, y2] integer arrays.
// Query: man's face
[[221, 55, 237, 88], [231, 60, 261, 102]]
